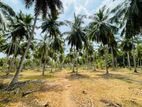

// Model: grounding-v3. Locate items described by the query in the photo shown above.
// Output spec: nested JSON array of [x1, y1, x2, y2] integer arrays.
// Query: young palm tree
[[9, 0, 63, 85], [88, 7, 117, 74], [66, 14, 87, 73]]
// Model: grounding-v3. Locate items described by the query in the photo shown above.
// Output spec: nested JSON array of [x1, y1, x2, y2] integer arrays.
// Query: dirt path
[[61, 79, 76, 107], [54, 71, 77, 107]]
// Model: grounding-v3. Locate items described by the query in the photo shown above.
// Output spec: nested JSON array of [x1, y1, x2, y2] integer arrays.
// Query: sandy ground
[[2, 68, 142, 107]]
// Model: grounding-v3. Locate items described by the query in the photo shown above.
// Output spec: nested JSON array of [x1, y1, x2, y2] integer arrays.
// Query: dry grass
[[0, 68, 142, 107]]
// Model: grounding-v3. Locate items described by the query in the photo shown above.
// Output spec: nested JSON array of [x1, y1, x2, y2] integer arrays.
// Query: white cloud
[[99, 0, 124, 10], [11, 0, 19, 4], [60, 0, 103, 21]]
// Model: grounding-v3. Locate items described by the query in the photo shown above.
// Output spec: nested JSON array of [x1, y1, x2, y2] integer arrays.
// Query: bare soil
[[1, 68, 142, 107]]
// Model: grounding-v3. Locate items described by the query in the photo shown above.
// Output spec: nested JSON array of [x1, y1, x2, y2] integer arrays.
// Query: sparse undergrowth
[[0, 68, 142, 107]]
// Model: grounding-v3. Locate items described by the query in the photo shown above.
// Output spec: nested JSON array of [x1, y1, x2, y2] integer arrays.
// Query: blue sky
[[1, 0, 114, 57], [4, 0, 106, 20]]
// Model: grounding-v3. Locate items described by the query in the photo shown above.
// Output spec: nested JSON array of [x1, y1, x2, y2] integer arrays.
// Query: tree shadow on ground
[[0, 74, 13, 79], [96, 73, 142, 84], [21, 74, 55, 80], [65, 73, 91, 80]]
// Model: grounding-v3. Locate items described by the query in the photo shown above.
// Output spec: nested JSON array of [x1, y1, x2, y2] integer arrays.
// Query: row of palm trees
[[0, 0, 142, 87]]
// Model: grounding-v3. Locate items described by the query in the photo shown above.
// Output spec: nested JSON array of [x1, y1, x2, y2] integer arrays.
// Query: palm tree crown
[[88, 7, 117, 46], [24, 0, 63, 18], [66, 14, 87, 51]]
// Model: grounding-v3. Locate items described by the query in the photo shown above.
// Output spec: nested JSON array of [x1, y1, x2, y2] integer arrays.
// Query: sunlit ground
[[0, 67, 142, 107]]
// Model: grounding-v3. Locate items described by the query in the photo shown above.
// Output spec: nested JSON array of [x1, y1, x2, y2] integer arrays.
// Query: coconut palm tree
[[88, 7, 117, 74], [7, 11, 33, 56], [0, 12, 33, 75], [41, 15, 64, 72], [66, 14, 87, 73], [9, 0, 63, 85]]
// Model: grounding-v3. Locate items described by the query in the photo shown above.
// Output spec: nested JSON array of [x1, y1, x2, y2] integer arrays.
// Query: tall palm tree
[[7, 11, 33, 56], [9, 0, 63, 85], [88, 7, 117, 74], [1, 12, 33, 75], [41, 15, 64, 72], [66, 14, 87, 73]]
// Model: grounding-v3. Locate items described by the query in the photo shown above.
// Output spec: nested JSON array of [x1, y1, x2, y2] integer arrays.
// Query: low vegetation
[[0, 68, 142, 107]]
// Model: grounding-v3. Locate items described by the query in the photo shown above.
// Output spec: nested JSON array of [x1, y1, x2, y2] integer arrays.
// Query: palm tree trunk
[[6, 43, 13, 75], [72, 48, 76, 73], [50, 61, 53, 73], [39, 58, 42, 70], [140, 59, 142, 67], [9, 56, 16, 72], [127, 52, 131, 69], [93, 57, 96, 71], [72, 64, 75, 73], [14, 56, 17, 71], [133, 50, 137, 73], [111, 47, 115, 70], [9, 15, 38, 86], [7, 58, 12, 76], [138, 58, 140, 67], [123, 55, 125, 68], [115, 57, 118, 68], [75, 50, 79, 74], [105, 47, 109, 74], [42, 61, 46, 76], [76, 64, 78, 74]]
